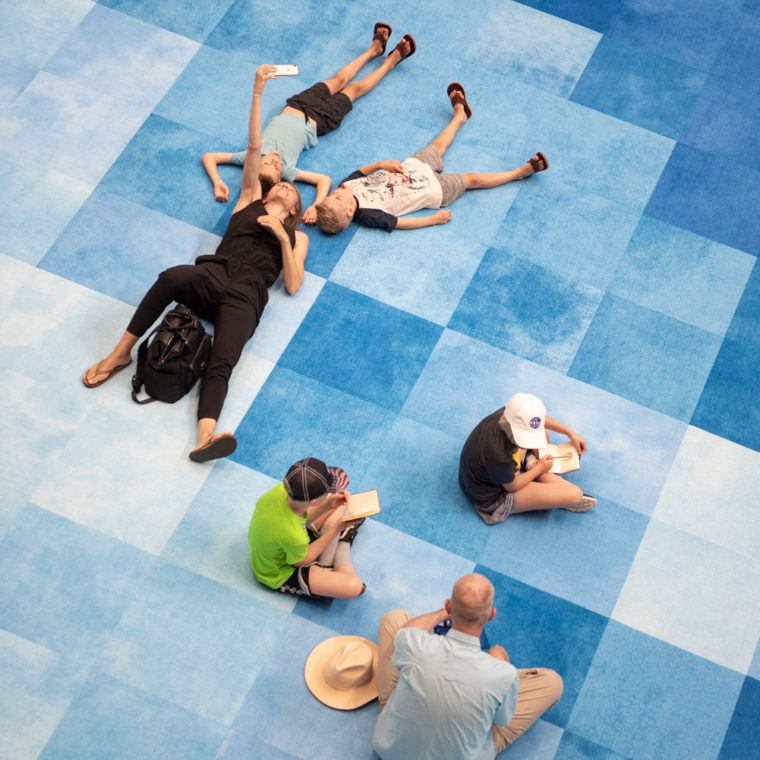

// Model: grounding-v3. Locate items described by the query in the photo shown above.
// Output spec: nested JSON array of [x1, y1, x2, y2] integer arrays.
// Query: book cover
[[537, 442, 580, 474], [342, 489, 381, 521]]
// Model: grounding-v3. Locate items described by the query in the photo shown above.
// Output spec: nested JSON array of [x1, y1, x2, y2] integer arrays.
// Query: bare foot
[[371, 24, 391, 57]]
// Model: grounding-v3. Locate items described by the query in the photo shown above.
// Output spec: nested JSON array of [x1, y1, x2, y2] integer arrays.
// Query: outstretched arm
[[359, 159, 404, 175], [233, 65, 277, 214], [545, 415, 587, 455], [201, 152, 235, 202], [295, 169, 333, 224], [402, 607, 450, 631], [395, 210, 452, 230]]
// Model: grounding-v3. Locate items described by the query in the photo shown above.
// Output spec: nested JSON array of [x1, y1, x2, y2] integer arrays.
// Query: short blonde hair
[[316, 200, 350, 235]]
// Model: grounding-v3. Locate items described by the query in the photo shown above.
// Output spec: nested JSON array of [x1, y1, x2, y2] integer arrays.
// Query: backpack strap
[[131, 331, 157, 404]]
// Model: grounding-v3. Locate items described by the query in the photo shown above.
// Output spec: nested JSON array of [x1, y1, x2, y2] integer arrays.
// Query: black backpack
[[131, 305, 212, 404]]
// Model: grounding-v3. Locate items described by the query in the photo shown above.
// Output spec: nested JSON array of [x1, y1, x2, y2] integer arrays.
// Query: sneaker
[[563, 494, 597, 513], [338, 518, 365, 544]]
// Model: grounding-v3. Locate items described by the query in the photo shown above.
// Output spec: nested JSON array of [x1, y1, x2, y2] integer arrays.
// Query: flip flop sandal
[[391, 33, 416, 61], [446, 82, 472, 119], [82, 359, 132, 388], [529, 152, 549, 173], [373, 22, 392, 54], [189, 433, 238, 463]]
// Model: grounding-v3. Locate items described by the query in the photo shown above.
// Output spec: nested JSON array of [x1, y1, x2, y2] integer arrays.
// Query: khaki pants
[[377, 610, 563, 755]]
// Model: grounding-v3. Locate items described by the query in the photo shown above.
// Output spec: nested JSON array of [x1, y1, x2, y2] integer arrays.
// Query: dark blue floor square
[[605, 0, 741, 71], [100, 114, 235, 233], [645, 142, 760, 258], [98, 0, 236, 42], [691, 337, 760, 452], [474, 566, 608, 728], [719, 676, 760, 760], [514, 0, 619, 33], [448, 249, 602, 372], [570, 36, 707, 140], [232, 366, 396, 485], [278, 282, 443, 412], [701, 12, 760, 101], [569, 294, 721, 421]]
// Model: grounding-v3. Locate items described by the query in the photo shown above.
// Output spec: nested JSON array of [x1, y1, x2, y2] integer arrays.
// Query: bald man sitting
[[373, 574, 562, 759]]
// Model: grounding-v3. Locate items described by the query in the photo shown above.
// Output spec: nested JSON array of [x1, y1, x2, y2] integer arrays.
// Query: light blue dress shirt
[[373, 626, 519, 760], [230, 113, 317, 182]]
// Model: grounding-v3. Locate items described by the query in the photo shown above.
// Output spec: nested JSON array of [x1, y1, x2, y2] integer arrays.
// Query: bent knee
[[345, 576, 365, 598], [566, 484, 583, 504]]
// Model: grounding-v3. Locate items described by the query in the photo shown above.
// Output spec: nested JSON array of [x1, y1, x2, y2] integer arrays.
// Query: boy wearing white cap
[[248, 457, 366, 598], [459, 393, 596, 524]]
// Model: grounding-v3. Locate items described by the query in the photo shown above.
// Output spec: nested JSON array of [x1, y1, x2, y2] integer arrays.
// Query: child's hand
[[302, 204, 317, 224], [381, 160, 404, 173], [213, 180, 229, 202], [433, 209, 452, 225], [254, 65, 278, 93]]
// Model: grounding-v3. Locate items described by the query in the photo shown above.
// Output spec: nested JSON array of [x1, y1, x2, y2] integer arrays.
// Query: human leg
[[306, 564, 365, 599], [512, 474, 583, 513], [377, 609, 412, 708], [83, 265, 216, 387], [190, 297, 259, 460], [492, 668, 563, 753], [462, 152, 549, 190], [321, 22, 391, 95], [340, 34, 414, 101]]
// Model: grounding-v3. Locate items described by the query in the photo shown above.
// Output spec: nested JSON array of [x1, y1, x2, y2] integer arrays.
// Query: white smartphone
[[272, 64, 299, 76]]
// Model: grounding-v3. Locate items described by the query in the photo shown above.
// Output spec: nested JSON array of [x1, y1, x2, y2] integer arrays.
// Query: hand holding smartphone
[[271, 64, 299, 76]]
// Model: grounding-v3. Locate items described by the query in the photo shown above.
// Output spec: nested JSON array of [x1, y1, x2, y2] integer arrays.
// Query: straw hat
[[304, 635, 379, 709]]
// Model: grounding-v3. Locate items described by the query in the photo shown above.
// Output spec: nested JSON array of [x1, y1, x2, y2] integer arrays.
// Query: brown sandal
[[189, 433, 238, 463], [373, 22, 392, 54], [82, 359, 132, 388], [446, 82, 472, 119], [529, 152, 549, 173], [390, 33, 416, 61]]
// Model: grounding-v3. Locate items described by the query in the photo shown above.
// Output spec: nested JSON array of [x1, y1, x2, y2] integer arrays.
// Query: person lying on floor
[[314, 82, 547, 234], [83, 65, 307, 464], [201, 23, 416, 222], [248, 457, 366, 599]]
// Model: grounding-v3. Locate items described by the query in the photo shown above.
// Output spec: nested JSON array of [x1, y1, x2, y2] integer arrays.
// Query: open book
[[341, 489, 381, 521], [537, 442, 580, 474]]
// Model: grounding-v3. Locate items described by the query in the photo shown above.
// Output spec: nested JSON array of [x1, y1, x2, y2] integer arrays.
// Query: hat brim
[[510, 426, 547, 449], [304, 635, 379, 710]]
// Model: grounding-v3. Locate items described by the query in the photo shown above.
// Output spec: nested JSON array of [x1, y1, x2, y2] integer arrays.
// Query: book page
[[342, 489, 381, 521], [537, 442, 580, 474]]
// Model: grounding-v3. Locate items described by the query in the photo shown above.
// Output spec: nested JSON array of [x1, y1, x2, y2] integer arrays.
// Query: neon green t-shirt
[[248, 483, 309, 588]]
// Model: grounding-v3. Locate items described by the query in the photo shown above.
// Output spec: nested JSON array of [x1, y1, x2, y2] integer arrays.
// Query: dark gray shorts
[[410, 145, 467, 207], [474, 490, 517, 525], [278, 561, 325, 596], [285, 82, 352, 136]]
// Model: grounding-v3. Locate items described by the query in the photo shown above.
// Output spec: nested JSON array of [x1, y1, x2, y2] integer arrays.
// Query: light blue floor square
[[155, 44, 302, 146], [570, 36, 707, 139], [294, 521, 475, 642], [231, 615, 379, 760], [233, 366, 397, 486], [0, 71, 151, 186], [612, 520, 760, 673], [449, 249, 603, 372], [44, 4, 198, 107], [216, 731, 301, 760], [99, 113, 235, 232], [161, 459, 296, 612], [568, 621, 744, 760], [0, 150, 92, 265], [40, 188, 220, 306], [479, 498, 649, 617], [99, 561, 290, 725], [461, 1, 601, 97], [653, 425, 760, 559], [363, 415, 491, 561], [0, 630, 87, 760], [0, 0, 94, 68], [608, 215, 754, 335], [40, 671, 227, 760], [0, 505, 154, 662], [0, 55, 37, 109], [279, 281, 443, 412], [493, 178, 640, 290], [99, 0, 236, 42], [569, 294, 722, 421]]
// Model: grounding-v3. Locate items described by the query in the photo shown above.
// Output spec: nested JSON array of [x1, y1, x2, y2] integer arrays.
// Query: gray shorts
[[410, 145, 466, 207], [474, 490, 517, 525]]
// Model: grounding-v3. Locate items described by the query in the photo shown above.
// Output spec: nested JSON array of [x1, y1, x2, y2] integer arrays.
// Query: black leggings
[[127, 264, 262, 421]]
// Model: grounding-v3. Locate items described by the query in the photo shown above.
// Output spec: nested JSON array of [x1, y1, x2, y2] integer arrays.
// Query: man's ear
[[488, 607, 496, 622], [444, 598, 452, 614]]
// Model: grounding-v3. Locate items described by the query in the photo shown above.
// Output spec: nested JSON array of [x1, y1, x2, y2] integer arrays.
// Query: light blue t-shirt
[[373, 627, 519, 760], [230, 112, 317, 182]]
